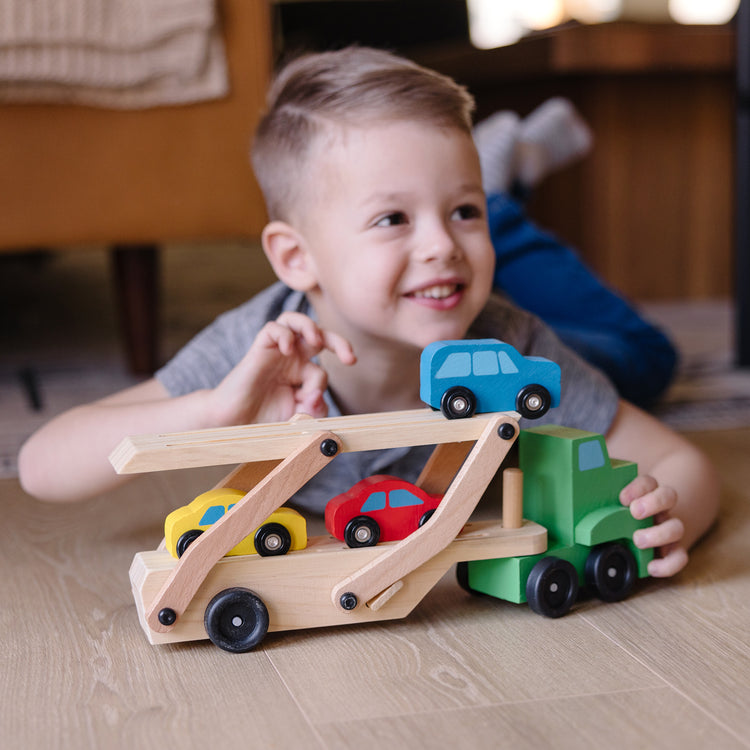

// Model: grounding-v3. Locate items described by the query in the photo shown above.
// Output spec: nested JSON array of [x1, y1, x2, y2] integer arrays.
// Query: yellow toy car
[[164, 488, 307, 559]]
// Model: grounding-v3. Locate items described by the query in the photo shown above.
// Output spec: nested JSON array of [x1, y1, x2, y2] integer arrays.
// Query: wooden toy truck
[[115, 409, 548, 652]]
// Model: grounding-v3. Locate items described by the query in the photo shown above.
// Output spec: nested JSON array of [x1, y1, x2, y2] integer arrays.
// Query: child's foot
[[472, 110, 521, 195], [516, 97, 593, 188], [473, 98, 593, 199]]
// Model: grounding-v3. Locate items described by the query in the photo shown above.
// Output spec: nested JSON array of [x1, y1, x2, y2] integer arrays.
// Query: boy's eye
[[451, 204, 483, 221], [375, 212, 408, 227]]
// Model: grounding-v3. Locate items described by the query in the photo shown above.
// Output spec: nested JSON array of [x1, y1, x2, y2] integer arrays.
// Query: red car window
[[389, 489, 424, 508], [360, 491, 387, 512]]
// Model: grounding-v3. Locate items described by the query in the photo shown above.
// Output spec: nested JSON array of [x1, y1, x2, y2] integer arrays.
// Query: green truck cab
[[461, 425, 653, 617]]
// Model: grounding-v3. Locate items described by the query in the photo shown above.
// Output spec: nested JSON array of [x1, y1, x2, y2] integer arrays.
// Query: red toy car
[[325, 475, 443, 548]]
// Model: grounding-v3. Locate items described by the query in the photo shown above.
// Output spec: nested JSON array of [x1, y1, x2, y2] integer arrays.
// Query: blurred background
[[0, 0, 746, 475]]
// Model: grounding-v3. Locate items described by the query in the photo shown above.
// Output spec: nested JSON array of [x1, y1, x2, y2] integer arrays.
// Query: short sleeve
[[156, 282, 309, 397]]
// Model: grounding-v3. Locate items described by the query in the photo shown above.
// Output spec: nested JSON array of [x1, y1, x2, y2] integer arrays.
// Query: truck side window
[[473, 350, 499, 376], [497, 351, 519, 374], [578, 440, 606, 471], [436, 352, 471, 379]]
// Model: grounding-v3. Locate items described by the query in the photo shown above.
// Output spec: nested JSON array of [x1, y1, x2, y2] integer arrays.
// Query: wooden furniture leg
[[111, 244, 160, 375]]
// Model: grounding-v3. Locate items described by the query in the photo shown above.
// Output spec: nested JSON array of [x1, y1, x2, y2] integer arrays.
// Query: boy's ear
[[261, 221, 319, 292]]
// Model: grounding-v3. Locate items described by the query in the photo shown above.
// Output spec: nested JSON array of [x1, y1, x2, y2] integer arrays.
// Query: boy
[[19, 47, 718, 579]]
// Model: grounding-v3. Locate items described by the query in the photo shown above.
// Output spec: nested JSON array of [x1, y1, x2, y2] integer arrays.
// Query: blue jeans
[[489, 193, 677, 408]]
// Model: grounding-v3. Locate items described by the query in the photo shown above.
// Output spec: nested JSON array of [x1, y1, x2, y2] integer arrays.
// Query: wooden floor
[[2, 425, 748, 749]]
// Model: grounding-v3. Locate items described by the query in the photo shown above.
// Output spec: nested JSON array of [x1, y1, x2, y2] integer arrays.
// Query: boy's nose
[[417, 221, 461, 262]]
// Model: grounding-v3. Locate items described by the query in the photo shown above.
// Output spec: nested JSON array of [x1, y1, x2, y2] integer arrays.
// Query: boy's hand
[[209, 312, 356, 426], [620, 475, 688, 578]]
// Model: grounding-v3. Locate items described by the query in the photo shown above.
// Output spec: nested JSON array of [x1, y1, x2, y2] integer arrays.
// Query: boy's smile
[[288, 121, 495, 355], [404, 279, 465, 309]]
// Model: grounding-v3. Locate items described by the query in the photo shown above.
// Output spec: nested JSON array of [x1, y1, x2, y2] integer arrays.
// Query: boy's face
[[292, 120, 495, 353]]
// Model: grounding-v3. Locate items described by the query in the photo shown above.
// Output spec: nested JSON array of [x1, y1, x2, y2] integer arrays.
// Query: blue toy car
[[420, 339, 561, 419]]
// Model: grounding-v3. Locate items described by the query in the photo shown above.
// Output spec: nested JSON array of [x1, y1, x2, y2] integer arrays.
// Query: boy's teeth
[[413, 284, 457, 299]]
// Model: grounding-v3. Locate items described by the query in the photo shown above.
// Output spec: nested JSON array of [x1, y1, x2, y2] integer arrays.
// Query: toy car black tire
[[254, 522, 292, 556], [418, 509, 435, 527], [176, 529, 203, 558], [584, 542, 637, 602], [440, 386, 477, 419], [456, 561, 478, 595], [344, 516, 380, 548], [526, 557, 579, 618], [516, 384, 551, 419], [204, 587, 269, 653]]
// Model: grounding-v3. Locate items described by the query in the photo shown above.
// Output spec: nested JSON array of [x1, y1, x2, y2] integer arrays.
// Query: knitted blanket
[[0, 0, 228, 108]]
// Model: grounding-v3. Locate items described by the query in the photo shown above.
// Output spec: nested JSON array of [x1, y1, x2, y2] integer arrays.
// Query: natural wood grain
[[0, 470, 325, 749], [144, 431, 341, 633], [124, 410, 522, 639], [4, 427, 749, 749], [212, 459, 282, 491], [502, 467, 523, 529], [416, 440, 473, 494], [574, 427, 750, 745], [109, 408, 519, 474], [331, 413, 518, 608], [265, 573, 666, 725], [316, 688, 747, 750], [131, 519, 547, 645]]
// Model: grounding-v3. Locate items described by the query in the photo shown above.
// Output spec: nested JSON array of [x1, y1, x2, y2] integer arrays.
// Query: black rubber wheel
[[254, 522, 292, 557], [204, 587, 269, 653], [418, 509, 436, 527], [456, 561, 478, 595], [176, 529, 203, 558], [515, 384, 551, 419], [343, 516, 380, 548], [584, 542, 637, 602], [526, 557, 579, 618], [440, 386, 477, 419]]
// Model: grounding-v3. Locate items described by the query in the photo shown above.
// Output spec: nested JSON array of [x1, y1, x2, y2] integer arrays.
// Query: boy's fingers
[[630, 485, 678, 520], [272, 313, 355, 364], [619, 474, 658, 506], [296, 361, 328, 397], [292, 363, 328, 418], [647, 545, 689, 578], [295, 390, 328, 418], [320, 330, 357, 365], [270, 313, 322, 353], [256, 320, 299, 357], [633, 516, 684, 550]]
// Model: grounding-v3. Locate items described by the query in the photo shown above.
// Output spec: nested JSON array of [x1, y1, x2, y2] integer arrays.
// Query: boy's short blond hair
[[251, 46, 476, 222]]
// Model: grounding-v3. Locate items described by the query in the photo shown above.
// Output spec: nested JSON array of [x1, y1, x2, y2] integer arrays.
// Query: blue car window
[[497, 351, 519, 374], [473, 350, 499, 376], [436, 352, 471, 379], [199, 505, 226, 525], [389, 489, 424, 508], [578, 440, 606, 471], [361, 491, 387, 512]]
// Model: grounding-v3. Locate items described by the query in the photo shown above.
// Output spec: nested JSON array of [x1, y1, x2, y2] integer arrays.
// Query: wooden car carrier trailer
[[112, 409, 547, 652]]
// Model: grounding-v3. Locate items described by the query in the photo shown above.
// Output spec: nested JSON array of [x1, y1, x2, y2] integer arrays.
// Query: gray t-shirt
[[157, 282, 619, 513]]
